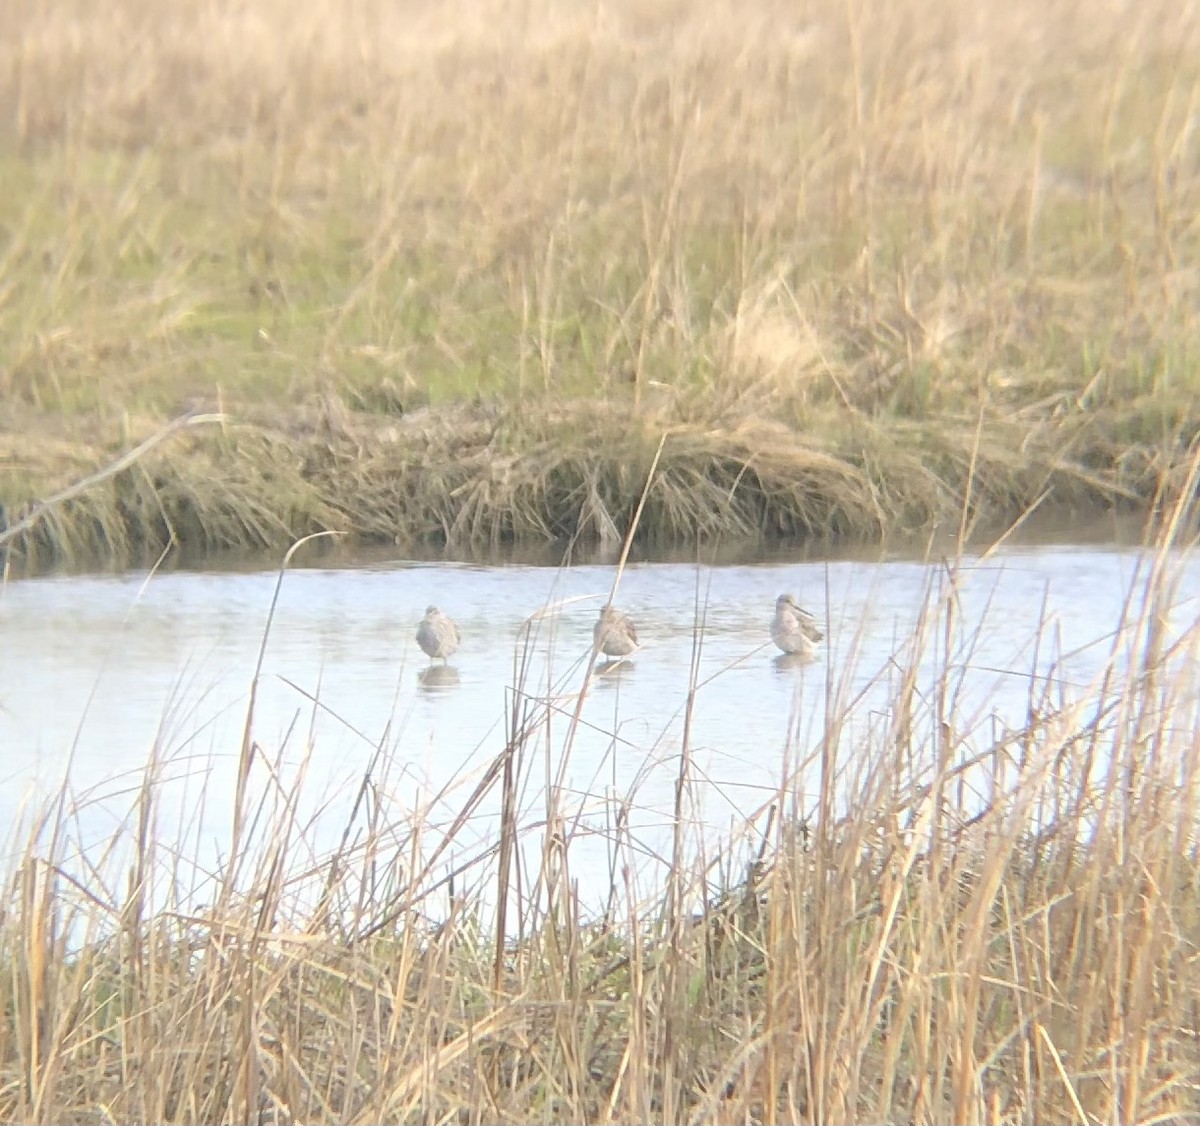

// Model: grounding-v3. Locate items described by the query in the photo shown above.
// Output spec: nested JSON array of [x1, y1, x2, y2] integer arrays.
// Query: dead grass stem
[[3, 502, 1200, 1121], [2, 0, 1199, 568]]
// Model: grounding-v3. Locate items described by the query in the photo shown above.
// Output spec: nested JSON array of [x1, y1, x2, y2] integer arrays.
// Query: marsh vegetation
[[4, 511, 1200, 1122], [4, 0, 1200, 1117], [2, 0, 1199, 567]]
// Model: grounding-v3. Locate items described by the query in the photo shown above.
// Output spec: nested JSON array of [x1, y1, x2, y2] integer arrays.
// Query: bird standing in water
[[771, 593, 823, 657], [594, 604, 639, 658], [416, 606, 460, 664]]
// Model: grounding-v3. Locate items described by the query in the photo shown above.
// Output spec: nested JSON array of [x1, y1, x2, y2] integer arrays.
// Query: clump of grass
[[3, 0, 1200, 568], [3, 512, 1200, 1121], [1, 395, 1185, 571]]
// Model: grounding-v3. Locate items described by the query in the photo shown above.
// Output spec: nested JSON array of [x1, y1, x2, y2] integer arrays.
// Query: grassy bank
[[4, 522, 1200, 1122], [3, 0, 1200, 567]]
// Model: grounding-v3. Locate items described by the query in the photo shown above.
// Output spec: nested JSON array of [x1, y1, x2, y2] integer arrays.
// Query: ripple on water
[[0, 542, 1195, 908]]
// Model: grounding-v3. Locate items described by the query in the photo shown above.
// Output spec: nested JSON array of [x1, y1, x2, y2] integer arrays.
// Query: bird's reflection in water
[[773, 651, 818, 674], [595, 658, 636, 679], [418, 665, 461, 693]]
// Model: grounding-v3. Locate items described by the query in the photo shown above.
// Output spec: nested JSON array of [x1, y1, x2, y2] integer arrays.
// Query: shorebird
[[771, 593, 823, 657], [416, 605, 460, 664], [594, 604, 639, 658]]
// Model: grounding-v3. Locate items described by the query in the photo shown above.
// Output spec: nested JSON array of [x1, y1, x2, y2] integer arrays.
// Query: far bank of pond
[[2, 399, 1191, 575]]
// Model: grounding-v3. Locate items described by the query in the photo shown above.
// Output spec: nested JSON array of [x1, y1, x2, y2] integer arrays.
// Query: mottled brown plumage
[[594, 604, 639, 657], [771, 593, 823, 657], [416, 605, 460, 664]]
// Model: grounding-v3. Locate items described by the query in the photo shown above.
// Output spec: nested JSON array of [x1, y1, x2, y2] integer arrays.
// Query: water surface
[[1, 541, 1196, 912]]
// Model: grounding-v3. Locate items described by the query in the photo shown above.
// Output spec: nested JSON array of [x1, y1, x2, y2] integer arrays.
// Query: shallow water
[[1, 541, 1197, 914]]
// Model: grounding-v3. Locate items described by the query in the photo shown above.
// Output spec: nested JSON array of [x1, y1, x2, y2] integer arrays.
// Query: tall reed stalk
[[1, 513, 1199, 1121]]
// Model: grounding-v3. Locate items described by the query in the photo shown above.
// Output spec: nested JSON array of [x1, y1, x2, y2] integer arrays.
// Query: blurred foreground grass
[[3, 518, 1200, 1121]]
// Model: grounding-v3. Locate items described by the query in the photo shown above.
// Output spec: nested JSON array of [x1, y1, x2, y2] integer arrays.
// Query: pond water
[[1, 537, 1197, 918]]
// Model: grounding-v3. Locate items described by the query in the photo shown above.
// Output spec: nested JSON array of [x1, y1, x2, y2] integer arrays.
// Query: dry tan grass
[[1, 0, 1199, 560], [3, 512, 1200, 1122], [2, 397, 1172, 571]]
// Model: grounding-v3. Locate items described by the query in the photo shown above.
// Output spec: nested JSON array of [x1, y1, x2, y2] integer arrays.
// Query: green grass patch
[[1, 0, 1199, 567]]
